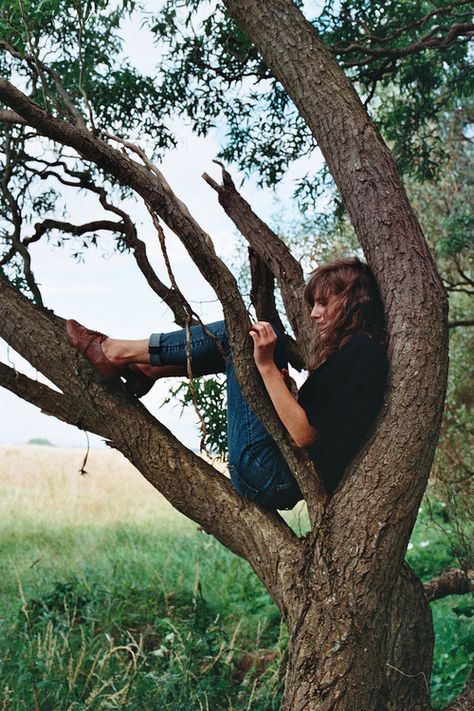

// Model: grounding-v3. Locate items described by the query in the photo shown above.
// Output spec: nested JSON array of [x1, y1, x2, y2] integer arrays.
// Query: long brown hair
[[304, 257, 386, 369]]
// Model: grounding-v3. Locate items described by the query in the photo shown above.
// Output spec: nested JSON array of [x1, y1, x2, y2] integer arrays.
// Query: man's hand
[[249, 323, 317, 448], [249, 321, 277, 371]]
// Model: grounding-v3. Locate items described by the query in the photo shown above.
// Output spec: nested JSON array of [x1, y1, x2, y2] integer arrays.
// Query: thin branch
[[454, 256, 474, 287], [146, 205, 210, 449], [17, 0, 49, 110], [1, 136, 43, 305], [19, 161, 192, 326], [424, 568, 472, 602], [23, 217, 128, 245], [344, 1, 473, 47], [337, 21, 474, 68], [0, 39, 86, 127], [203, 162, 313, 368], [74, 1, 96, 133], [248, 247, 303, 369]]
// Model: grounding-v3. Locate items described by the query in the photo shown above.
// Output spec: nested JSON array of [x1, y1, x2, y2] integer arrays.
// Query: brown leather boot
[[66, 319, 125, 381], [124, 364, 155, 397]]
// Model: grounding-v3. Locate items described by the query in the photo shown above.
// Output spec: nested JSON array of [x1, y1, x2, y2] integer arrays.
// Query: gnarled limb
[[424, 567, 472, 602], [0, 273, 303, 606], [9, 153, 192, 327], [0, 78, 326, 525]]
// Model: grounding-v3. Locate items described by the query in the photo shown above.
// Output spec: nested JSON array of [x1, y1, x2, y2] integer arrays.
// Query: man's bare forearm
[[258, 363, 318, 448]]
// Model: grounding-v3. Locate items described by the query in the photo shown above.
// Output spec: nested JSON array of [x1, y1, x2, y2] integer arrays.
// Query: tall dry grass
[[0, 445, 186, 527]]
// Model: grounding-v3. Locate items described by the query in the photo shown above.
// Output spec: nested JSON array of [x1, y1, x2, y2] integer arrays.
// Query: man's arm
[[249, 321, 318, 448]]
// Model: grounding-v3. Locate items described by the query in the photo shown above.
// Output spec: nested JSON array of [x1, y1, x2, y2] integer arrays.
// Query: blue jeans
[[149, 321, 302, 511]]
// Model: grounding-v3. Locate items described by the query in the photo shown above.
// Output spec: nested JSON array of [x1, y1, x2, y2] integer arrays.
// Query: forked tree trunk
[[0, 1, 451, 708], [221, 1, 448, 707]]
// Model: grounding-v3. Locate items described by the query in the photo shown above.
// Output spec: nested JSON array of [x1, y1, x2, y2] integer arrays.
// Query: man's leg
[[225, 325, 302, 510]]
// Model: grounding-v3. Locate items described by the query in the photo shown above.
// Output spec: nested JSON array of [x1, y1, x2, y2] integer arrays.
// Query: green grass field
[[0, 446, 471, 709]]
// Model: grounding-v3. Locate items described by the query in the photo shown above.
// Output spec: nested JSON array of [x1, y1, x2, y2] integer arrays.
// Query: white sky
[[0, 3, 323, 449]]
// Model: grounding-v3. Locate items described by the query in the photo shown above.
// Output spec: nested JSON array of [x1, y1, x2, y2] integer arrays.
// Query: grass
[[0, 446, 471, 709], [406, 499, 473, 709]]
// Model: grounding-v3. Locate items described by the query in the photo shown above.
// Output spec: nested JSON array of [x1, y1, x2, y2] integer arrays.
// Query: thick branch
[[448, 319, 474, 329], [0, 109, 27, 124], [0, 273, 302, 607], [424, 567, 472, 602], [0, 78, 326, 524], [203, 163, 313, 366], [249, 246, 283, 326]]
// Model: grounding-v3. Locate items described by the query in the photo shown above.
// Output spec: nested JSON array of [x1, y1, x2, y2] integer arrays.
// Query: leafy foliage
[[0, 0, 170, 140], [147, 0, 473, 193], [162, 374, 228, 458]]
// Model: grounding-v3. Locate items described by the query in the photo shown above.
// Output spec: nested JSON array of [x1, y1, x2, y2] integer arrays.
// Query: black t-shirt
[[298, 334, 388, 493]]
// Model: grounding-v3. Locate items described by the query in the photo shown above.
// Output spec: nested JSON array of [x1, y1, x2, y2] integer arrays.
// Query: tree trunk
[[221, 0, 448, 707], [280, 562, 433, 710], [385, 564, 434, 710], [0, 1, 451, 707]]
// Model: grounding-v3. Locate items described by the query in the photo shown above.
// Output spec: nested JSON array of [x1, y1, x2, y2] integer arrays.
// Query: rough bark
[[385, 564, 434, 710], [220, 1, 448, 708], [203, 165, 313, 365], [424, 568, 472, 602], [0, 1, 452, 707]]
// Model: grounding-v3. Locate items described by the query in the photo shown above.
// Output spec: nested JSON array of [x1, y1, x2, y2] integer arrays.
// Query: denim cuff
[[149, 333, 163, 366]]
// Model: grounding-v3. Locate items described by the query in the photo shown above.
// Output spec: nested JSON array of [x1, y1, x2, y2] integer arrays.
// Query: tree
[[0, 0, 472, 708]]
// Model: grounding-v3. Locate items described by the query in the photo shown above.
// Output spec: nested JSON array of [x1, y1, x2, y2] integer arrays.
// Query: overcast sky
[[0, 3, 323, 450]]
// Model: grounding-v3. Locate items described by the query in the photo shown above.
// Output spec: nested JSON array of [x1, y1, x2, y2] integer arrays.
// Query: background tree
[[0, 0, 472, 708]]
